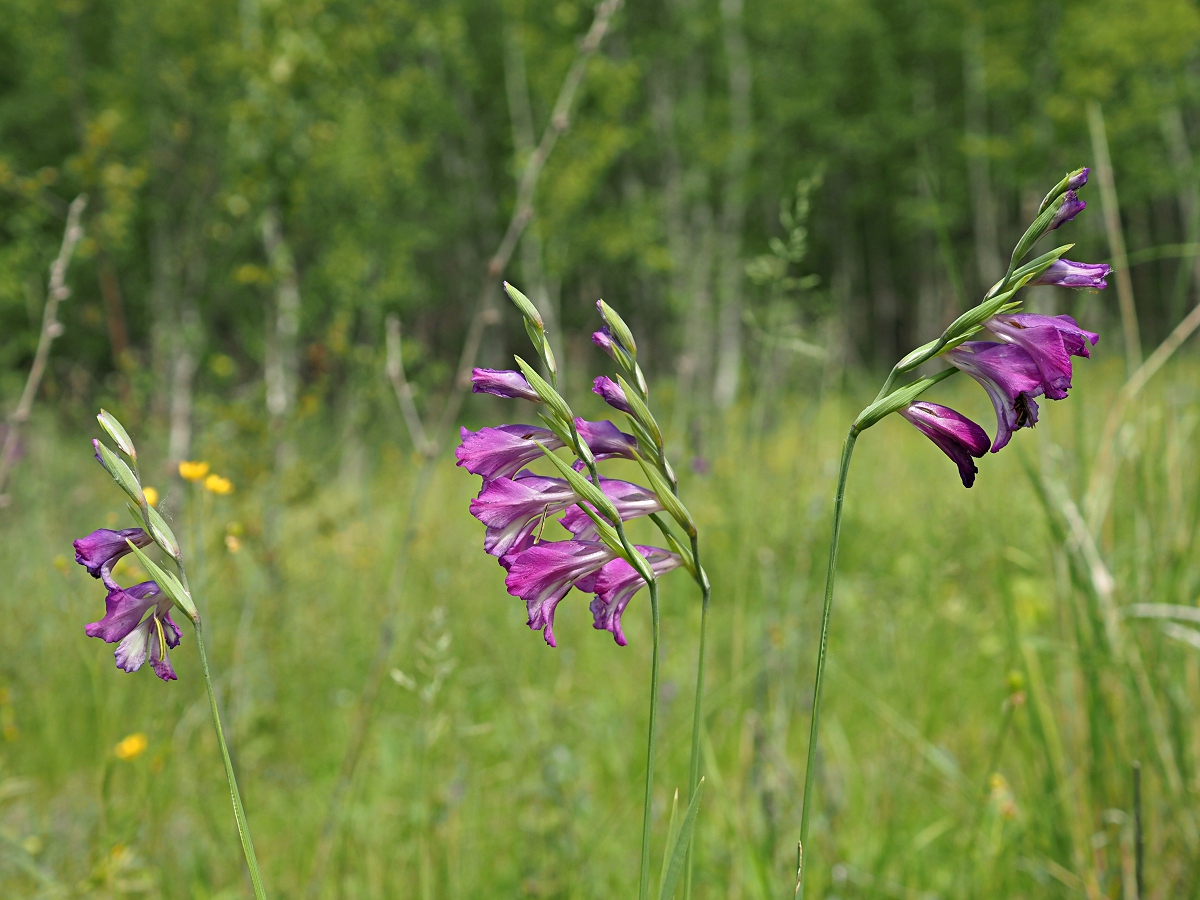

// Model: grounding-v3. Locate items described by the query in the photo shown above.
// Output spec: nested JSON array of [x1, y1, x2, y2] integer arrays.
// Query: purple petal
[[86, 581, 162, 644], [559, 479, 664, 540], [73, 528, 152, 579], [592, 328, 615, 357], [574, 418, 638, 462], [1067, 168, 1089, 191], [900, 402, 990, 488], [455, 425, 565, 484], [589, 547, 683, 646], [503, 541, 616, 647], [592, 376, 632, 415], [113, 618, 152, 673], [162, 611, 182, 648], [1031, 259, 1110, 290], [470, 368, 541, 402], [149, 622, 178, 682], [1049, 191, 1085, 230], [469, 474, 577, 558], [1000, 313, 1100, 358], [945, 342, 1045, 452]]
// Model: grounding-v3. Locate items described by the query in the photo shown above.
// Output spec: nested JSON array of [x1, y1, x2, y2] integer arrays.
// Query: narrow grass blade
[[658, 778, 704, 900]]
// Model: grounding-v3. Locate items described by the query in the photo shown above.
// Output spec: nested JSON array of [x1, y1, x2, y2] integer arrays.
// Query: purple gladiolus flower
[[73, 528, 153, 580], [456, 424, 565, 483], [592, 376, 632, 414], [503, 540, 618, 647], [470, 473, 578, 558], [589, 547, 683, 646], [574, 418, 639, 463], [1049, 191, 1085, 231], [592, 327, 616, 357], [1032, 259, 1110, 290], [86, 580, 182, 681], [1068, 168, 1089, 191], [984, 313, 1099, 399], [559, 479, 664, 540], [899, 402, 991, 488], [471, 368, 541, 402], [944, 342, 1046, 453]]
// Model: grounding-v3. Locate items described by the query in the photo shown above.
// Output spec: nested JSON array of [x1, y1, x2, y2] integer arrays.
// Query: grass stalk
[[639, 577, 662, 900], [797, 426, 858, 898], [682, 537, 711, 900]]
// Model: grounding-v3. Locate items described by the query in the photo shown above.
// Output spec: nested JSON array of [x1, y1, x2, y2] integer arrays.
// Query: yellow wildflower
[[114, 733, 148, 761], [178, 460, 209, 482], [224, 534, 242, 553], [204, 474, 234, 495], [142, 486, 159, 507]]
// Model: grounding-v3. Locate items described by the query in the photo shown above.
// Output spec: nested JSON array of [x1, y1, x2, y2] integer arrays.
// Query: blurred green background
[[2, 0, 1200, 895]]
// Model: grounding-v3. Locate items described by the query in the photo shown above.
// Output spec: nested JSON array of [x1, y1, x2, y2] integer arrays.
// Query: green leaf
[[657, 789, 681, 894], [635, 453, 696, 538], [853, 367, 959, 432], [504, 282, 544, 329], [534, 441, 621, 524], [146, 505, 181, 561], [515, 356, 573, 426], [578, 503, 628, 558], [96, 409, 136, 460], [597, 300, 637, 359], [616, 374, 662, 449], [94, 440, 143, 504], [658, 779, 705, 900], [125, 540, 197, 620]]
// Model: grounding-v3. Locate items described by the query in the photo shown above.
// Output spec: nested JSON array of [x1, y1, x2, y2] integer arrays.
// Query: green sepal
[[598, 300, 637, 359], [616, 374, 662, 449], [97, 409, 136, 460], [534, 441, 621, 524], [853, 367, 959, 432], [626, 417, 662, 468], [124, 501, 181, 561], [578, 503, 629, 558], [650, 514, 698, 579], [125, 539, 197, 620], [1008, 243, 1073, 284], [1039, 167, 1088, 213], [94, 440, 143, 504], [504, 282, 543, 329], [537, 412, 575, 450], [515, 356, 573, 427], [635, 453, 696, 538], [1006, 194, 1071, 276], [657, 779, 705, 900], [940, 273, 1037, 347]]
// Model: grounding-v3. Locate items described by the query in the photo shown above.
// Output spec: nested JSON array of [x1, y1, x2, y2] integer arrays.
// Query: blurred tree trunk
[[713, 0, 752, 410], [262, 205, 301, 425], [963, 10, 1002, 291], [1161, 106, 1200, 323]]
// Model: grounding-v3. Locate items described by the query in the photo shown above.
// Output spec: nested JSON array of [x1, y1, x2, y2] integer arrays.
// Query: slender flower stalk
[[83, 411, 268, 900], [796, 168, 1106, 896]]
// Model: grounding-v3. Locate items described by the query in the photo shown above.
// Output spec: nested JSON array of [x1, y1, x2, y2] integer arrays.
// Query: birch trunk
[[262, 205, 301, 423]]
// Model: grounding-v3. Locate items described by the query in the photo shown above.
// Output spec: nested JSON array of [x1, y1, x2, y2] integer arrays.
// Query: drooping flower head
[[502, 540, 618, 647], [899, 402, 990, 488], [589, 547, 683, 646], [74, 528, 153, 581], [1032, 259, 1110, 290], [471, 368, 541, 402], [983, 313, 1099, 400], [86, 579, 181, 682], [943, 342, 1045, 452]]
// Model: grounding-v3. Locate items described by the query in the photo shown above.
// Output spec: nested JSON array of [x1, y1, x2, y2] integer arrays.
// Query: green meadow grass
[[1, 359, 1197, 898]]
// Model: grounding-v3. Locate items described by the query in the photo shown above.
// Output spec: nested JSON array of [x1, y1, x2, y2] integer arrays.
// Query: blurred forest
[[3, 0, 1200, 453]]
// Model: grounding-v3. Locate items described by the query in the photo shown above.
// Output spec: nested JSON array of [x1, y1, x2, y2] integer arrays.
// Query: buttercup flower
[[86, 579, 182, 681], [74, 528, 153, 581], [984, 313, 1099, 399], [944, 342, 1045, 452], [178, 460, 209, 482], [471, 368, 541, 402], [589, 547, 683, 646], [592, 376, 632, 414], [1048, 190, 1085, 231], [559, 479, 664, 539], [469, 473, 579, 558], [204, 474, 234, 495], [142, 486, 159, 507], [899, 402, 991, 488], [114, 732, 148, 760], [1032, 259, 1110, 290], [502, 540, 617, 647]]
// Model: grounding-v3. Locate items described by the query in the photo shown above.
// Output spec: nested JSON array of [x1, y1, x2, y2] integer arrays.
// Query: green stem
[[638, 577, 662, 900], [682, 536, 710, 900], [797, 427, 858, 898], [193, 616, 268, 900]]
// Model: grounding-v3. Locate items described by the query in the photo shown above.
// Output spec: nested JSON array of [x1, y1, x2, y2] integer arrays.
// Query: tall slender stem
[[638, 577, 662, 900], [193, 615, 268, 900], [797, 427, 858, 898], [682, 544, 710, 900]]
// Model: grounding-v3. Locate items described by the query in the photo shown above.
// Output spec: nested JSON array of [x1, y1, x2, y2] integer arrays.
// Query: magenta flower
[[471, 368, 540, 402], [502, 540, 618, 647], [1049, 190, 1085, 231], [944, 342, 1045, 452], [1032, 259, 1110, 290], [589, 547, 683, 646], [592, 376, 632, 414], [1067, 168, 1089, 191], [456, 424, 565, 483], [573, 418, 639, 463], [984, 313, 1099, 399], [592, 327, 616, 357], [74, 528, 153, 581], [469, 473, 578, 558], [86, 580, 182, 681], [899, 402, 991, 488], [559, 478, 664, 539]]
